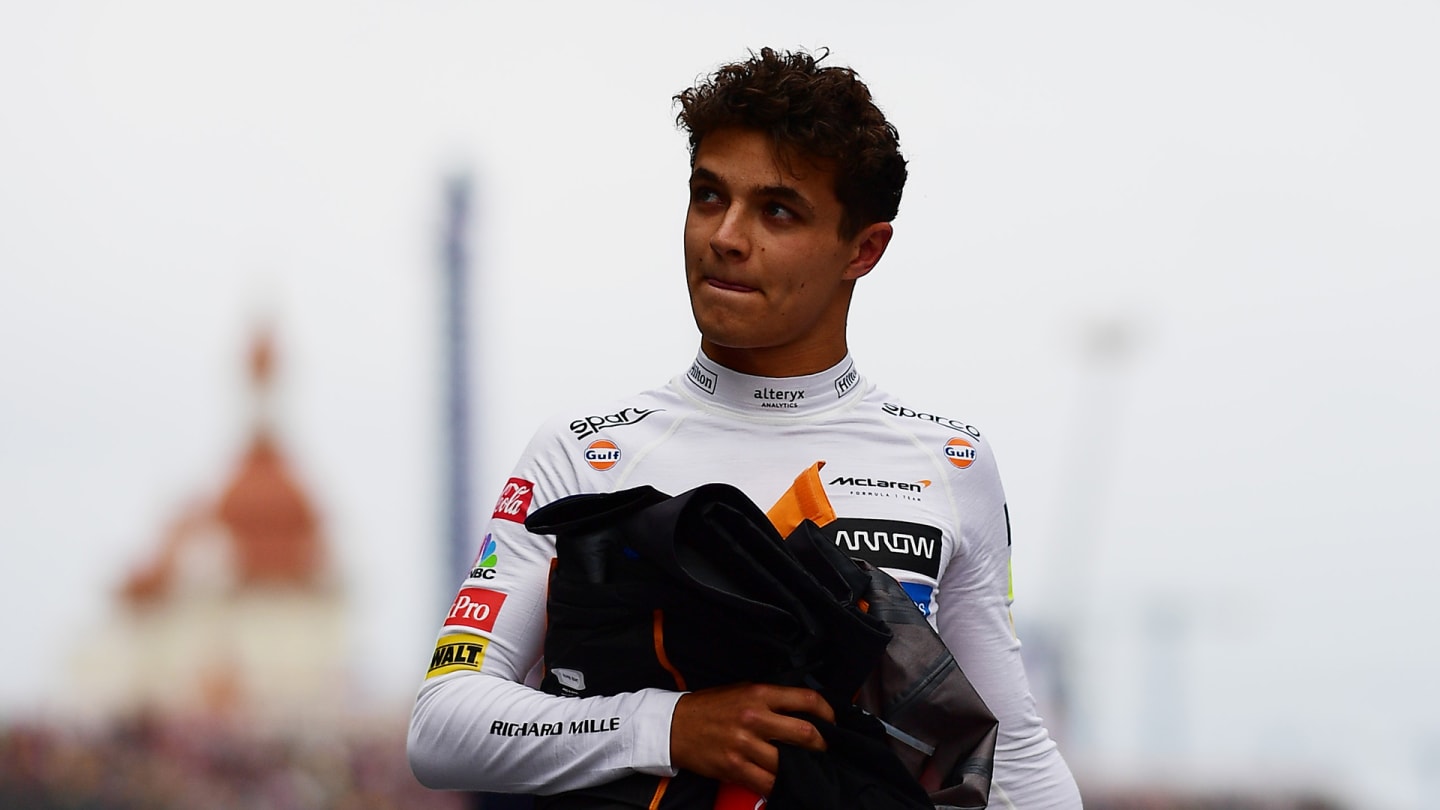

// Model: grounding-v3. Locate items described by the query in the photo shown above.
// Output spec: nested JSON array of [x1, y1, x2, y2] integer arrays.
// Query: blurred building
[[71, 329, 347, 728]]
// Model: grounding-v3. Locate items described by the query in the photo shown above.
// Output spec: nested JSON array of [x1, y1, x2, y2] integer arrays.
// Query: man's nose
[[709, 205, 749, 259]]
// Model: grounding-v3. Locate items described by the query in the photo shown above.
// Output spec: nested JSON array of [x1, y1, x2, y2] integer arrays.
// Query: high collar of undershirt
[[680, 351, 865, 415]]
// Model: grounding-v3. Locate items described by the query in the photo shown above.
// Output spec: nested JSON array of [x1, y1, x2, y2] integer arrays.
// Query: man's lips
[[705, 277, 757, 293]]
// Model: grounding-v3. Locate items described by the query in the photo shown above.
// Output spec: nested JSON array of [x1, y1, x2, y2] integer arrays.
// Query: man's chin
[[690, 305, 757, 343], [697, 331, 773, 354]]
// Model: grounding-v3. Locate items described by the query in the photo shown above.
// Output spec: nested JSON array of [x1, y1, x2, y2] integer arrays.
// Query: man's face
[[683, 128, 890, 376]]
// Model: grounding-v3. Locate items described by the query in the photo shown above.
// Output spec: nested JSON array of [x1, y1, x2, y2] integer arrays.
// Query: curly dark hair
[[674, 47, 908, 238]]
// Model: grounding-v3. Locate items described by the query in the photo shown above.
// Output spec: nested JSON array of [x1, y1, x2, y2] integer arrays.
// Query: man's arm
[[407, 424, 830, 796], [935, 437, 1083, 809], [407, 429, 683, 793], [409, 669, 682, 793]]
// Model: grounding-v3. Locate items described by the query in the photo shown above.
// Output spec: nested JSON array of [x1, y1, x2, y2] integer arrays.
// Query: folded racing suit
[[524, 481, 996, 810]]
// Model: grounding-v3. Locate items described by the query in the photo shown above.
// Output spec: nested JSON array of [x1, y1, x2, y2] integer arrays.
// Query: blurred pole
[[442, 174, 475, 588], [443, 173, 534, 810], [1046, 316, 1141, 755], [1421, 729, 1440, 810], [1140, 597, 1188, 761]]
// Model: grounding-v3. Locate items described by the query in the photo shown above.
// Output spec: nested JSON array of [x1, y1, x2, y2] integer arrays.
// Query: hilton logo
[[687, 359, 717, 395]]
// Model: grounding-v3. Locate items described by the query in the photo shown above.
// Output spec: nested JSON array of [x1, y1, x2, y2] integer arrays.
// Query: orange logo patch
[[944, 437, 976, 469], [585, 439, 621, 471]]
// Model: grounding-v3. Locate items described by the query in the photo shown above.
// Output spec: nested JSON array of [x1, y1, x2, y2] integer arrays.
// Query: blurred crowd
[[0, 715, 462, 810], [1084, 793, 1343, 810], [0, 714, 1345, 810]]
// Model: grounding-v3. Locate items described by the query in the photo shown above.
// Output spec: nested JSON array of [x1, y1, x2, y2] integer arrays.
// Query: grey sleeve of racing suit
[[407, 420, 683, 794], [934, 435, 1083, 809]]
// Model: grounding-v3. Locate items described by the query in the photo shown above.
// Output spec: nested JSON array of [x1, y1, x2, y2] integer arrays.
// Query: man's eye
[[764, 203, 796, 220], [692, 188, 722, 205]]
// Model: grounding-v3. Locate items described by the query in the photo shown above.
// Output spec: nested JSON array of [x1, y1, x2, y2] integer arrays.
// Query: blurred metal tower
[[442, 174, 474, 588], [1047, 315, 1143, 756]]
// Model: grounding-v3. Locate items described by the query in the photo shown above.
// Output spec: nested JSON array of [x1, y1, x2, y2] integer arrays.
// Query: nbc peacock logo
[[469, 534, 499, 579]]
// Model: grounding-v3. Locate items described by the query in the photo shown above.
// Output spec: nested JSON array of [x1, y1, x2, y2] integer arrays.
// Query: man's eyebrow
[[755, 184, 814, 214], [690, 167, 720, 185], [689, 165, 817, 214]]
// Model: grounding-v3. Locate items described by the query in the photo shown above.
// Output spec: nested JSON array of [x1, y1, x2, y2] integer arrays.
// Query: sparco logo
[[687, 359, 717, 395], [829, 476, 929, 494], [570, 406, 663, 440], [491, 478, 534, 523], [833, 365, 859, 398], [882, 403, 982, 439], [754, 387, 804, 409]]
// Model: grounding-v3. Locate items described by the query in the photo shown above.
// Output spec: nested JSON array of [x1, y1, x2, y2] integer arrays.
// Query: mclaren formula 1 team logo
[[828, 475, 930, 502]]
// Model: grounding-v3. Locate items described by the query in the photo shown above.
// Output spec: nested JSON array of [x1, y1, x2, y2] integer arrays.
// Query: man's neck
[[683, 350, 863, 414], [698, 340, 849, 379]]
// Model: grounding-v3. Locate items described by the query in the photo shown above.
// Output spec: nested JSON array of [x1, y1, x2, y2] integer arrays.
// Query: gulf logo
[[585, 439, 621, 471], [945, 437, 977, 469]]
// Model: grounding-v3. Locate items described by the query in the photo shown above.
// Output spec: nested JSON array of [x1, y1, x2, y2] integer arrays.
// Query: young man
[[409, 48, 1082, 809]]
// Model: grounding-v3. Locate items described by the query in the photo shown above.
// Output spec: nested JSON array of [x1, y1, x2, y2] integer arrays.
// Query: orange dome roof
[[120, 327, 328, 603], [215, 431, 324, 587]]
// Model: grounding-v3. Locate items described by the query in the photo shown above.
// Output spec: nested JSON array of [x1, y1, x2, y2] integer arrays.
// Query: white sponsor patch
[[552, 668, 587, 692]]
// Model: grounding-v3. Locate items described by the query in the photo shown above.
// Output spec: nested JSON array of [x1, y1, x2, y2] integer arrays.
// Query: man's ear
[[843, 222, 894, 281]]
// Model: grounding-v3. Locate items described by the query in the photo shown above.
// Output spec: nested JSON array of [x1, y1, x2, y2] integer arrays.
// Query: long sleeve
[[933, 436, 1083, 809], [407, 419, 682, 794]]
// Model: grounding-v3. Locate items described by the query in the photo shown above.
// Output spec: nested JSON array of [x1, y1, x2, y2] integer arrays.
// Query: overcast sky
[[2, 2, 1438, 807]]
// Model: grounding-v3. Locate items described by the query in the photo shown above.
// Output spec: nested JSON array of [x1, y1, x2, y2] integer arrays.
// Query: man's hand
[[669, 683, 834, 797]]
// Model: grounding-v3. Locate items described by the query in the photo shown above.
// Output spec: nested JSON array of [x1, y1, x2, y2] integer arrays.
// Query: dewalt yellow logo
[[426, 633, 490, 679]]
